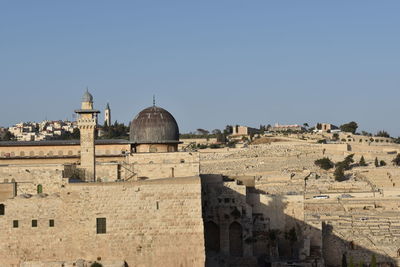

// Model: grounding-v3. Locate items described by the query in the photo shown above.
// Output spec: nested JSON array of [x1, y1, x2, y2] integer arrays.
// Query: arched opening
[[229, 222, 243, 257], [37, 184, 43, 194], [0, 204, 4, 215], [204, 221, 220, 253]]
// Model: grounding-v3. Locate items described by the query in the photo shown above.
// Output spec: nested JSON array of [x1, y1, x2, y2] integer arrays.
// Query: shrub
[[393, 154, 400, 166], [359, 156, 367, 166], [91, 263, 103, 267], [314, 157, 334, 170], [334, 165, 346, 182], [375, 157, 379, 167], [336, 154, 355, 171], [380, 160, 386, 166]]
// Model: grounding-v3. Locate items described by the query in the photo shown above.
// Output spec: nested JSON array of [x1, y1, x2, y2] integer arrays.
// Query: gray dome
[[82, 90, 93, 102], [130, 106, 179, 144]]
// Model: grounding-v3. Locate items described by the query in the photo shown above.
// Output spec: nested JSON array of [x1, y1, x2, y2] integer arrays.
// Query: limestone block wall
[[96, 163, 119, 181], [0, 165, 67, 195], [0, 177, 205, 267], [305, 200, 400, 266], [128, 152, 200, 179]]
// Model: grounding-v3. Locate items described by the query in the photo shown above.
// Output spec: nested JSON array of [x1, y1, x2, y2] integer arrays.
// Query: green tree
[[375, 157, 379, 167], [100, 122, 129, 140], [334, 165, 346, 182], [0, 130, 15, 141], [340, 121, 358, 134], [223, 125, 233, 135], [336, 154, 355, 170], [314, 157, 334, 170], [376, 130, 390, 138], [393, 154, 400, 166], [380, 160, 386, 166], [359, 156, 367, 166]]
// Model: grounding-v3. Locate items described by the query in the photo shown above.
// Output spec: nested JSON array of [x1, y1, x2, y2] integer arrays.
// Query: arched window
[[229, 222, 243, 257], [204, 221, 220, 253], [37, 184, 43, 194]]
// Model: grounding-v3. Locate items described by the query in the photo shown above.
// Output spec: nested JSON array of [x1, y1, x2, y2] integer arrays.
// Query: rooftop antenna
[[153, 94, 156, 107]]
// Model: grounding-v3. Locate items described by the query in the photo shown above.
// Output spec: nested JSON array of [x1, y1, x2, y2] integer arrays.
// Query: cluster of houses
[[7, 120, 77, 141]]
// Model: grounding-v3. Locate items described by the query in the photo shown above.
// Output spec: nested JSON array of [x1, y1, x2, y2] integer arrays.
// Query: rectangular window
[[49, 219, 54, 227], [13, 220, 18, 228], [0, 204, 4, 215], [96, 218, 106, 234], [32, 220, 37, 227]]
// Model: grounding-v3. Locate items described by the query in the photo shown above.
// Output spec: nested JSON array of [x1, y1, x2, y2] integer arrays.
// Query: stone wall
[[0, 164, 67, 195], [0, 177, 205, 267], [128, 152, 200, 180]]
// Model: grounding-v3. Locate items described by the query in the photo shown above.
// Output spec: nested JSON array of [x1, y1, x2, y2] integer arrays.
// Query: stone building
[[75, 90, 100, 181], [104, 102, 111, 127], [0, 91, 398, 266]]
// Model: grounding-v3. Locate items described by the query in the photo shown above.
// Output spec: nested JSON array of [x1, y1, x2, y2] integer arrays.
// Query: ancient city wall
[[0, 164, 67, 195], [0, 177, 205, 267]]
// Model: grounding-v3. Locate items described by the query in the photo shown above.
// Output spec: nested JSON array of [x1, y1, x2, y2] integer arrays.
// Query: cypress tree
[[359, 156, 367, 166]]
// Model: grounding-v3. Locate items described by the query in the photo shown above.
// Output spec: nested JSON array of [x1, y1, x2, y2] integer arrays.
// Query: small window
[[224, 198, 230, 203], [32, 220, 37, 227], [49, 219, 54, 227], [180, 159, 185, 163], [13, 220, 18, 228], [0, 204, 4, 215], [156, 201, 159, 210], [96, 218, 106, 234]]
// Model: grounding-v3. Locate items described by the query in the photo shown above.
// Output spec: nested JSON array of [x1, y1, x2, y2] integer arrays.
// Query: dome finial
[[82, 88, 93, 102], [153, 94, 156, 107]]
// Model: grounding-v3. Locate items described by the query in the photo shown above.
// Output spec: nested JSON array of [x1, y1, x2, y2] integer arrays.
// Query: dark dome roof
[[130, 106, 180, 144]]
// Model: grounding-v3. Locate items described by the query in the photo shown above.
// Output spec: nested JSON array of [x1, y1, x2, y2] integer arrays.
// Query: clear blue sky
[[1, 1, 399, 136]]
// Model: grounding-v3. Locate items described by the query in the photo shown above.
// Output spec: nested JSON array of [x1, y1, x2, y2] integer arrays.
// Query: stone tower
[[74, 89, 100, 181], [104, 102, 111, 127]]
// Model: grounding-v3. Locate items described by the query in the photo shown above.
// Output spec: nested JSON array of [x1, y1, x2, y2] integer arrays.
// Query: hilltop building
[[104, 103, 111, 127]]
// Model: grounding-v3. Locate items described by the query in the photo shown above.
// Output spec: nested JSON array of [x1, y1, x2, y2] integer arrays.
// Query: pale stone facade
[[0, 177, 205, 267], [75, 91, 99, 181]]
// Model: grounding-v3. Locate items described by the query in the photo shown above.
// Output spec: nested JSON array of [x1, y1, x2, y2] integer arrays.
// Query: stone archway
[[229, 222, 243, 257], [204, 221, 220, 253]]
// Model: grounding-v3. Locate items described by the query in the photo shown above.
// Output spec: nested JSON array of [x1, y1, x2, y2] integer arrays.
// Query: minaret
[[74, 89, 100, 182], [104, 103, 111, 127]]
